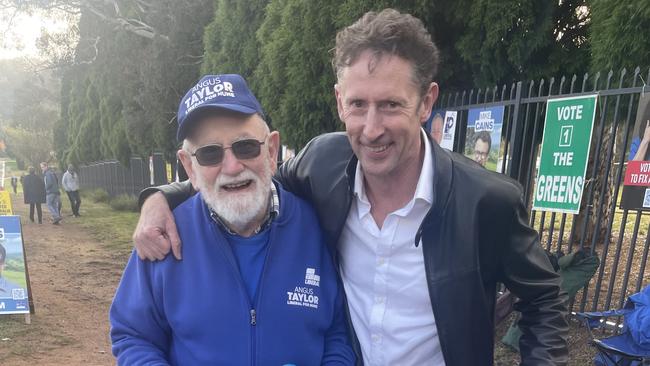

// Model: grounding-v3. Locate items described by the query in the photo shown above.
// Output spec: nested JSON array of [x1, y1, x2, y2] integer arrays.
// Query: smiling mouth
[[221, 180, 253, 192], [365, 144, 390, 153]]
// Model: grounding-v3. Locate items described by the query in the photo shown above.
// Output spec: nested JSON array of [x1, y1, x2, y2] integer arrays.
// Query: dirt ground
[[0, 194, 129, 365]]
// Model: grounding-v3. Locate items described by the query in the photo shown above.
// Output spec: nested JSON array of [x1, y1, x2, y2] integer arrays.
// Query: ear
[[419, 82, 439, 123], [267, 131, 281, 174], [177, 148, 200, 191], [334, 84, 346, 125]]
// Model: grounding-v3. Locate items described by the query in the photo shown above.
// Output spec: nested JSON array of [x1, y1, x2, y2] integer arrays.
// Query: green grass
[[76, 191, 138, 253], [85, 188, 110, 203], [109, 194, 139, 212]]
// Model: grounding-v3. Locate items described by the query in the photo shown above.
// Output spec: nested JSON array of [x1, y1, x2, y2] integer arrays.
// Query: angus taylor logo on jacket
[[286, 268, 320, 309]]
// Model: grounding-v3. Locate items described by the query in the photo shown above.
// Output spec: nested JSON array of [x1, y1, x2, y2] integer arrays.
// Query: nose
[[362, 106, 384, 142], [219, 149, 245, 176]]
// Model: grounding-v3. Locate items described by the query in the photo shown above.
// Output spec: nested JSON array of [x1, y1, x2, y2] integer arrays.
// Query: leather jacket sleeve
[[139, 157, 300, 211], [500, 196, 569, 365], [138, 180, 195, 210]]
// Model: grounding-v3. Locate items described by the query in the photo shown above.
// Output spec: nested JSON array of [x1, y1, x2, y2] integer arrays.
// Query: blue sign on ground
[[0, 216, 30, 315]]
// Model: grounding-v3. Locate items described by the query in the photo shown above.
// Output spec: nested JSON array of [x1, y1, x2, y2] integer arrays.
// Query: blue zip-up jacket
[[110, 186, 355, 365]]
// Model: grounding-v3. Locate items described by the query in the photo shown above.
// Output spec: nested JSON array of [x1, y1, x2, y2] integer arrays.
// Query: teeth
[[223, 181, 249, 189], [367, 145, 388, 153]]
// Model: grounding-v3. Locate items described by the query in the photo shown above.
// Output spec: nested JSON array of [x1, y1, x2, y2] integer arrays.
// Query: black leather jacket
[[145, 131, 568, 365]]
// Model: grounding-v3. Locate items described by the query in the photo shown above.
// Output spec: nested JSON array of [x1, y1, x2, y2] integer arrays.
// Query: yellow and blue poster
[[0, 190, 13, 215], [0, 216, 30, 314]]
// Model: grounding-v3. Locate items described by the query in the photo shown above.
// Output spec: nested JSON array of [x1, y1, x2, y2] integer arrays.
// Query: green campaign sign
[[533, 94, 598, 213]]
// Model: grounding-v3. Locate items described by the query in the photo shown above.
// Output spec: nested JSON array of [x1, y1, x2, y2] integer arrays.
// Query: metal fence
[[435, 67, 650, 313], [79, 153, 168, 197], [77, 69, 650, 312]]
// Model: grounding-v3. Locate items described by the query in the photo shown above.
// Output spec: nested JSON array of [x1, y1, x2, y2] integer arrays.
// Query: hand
[[132, 192, 182, 261]]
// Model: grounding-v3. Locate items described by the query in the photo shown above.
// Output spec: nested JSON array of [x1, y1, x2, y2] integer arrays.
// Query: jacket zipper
[[250, 308, 257, 325], [250, 308, 256, 366], [249, 225, 276, 366], [216, 232, 257, 366]]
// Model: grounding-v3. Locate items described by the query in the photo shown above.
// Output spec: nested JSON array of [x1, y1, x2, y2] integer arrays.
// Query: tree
[[255, 0, 343, 149], [589, 0, 650, 71], [201, 0, 269, 81], [57, 0, 214, 165], [0, 59, 58, 167], [455, 0, 590, 87]]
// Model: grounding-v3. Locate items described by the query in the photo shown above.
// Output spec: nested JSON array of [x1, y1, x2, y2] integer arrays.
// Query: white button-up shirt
[[339, 130, 446, 365]]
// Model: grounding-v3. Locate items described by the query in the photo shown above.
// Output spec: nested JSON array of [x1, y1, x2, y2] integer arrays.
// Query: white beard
[[196, 163, 273, 233]]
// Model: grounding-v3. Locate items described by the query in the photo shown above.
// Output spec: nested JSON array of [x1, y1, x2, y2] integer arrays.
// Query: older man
[[133, 10, 568, 366], [430, 112, 444, 144], [110, 74, 354, 365]]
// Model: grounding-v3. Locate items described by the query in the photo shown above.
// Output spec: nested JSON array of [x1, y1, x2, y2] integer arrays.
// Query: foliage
[[201, 0, 269, 81], [3, 1, 643, 155], [56, 0, 215, 167], [590, 0, 650, 71], [455, 0, 590, 87], [0, 59, 58, 167], [254, 0, 344, 149], [0, 126, 52, 167]]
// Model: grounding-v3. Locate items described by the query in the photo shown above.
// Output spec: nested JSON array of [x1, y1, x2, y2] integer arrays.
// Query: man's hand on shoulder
[[133, 192, 182, 261]]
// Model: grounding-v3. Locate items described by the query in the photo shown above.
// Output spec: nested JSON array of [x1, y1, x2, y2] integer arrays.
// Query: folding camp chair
[[576, 286, 650, 366]]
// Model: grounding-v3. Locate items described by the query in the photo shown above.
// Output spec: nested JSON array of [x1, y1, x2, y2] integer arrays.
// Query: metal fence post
[[506, 82, 524, 184]]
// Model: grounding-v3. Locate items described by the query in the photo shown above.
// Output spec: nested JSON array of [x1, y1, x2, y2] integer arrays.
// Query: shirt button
[[371, 334, 381, 343], [375, 296, 384, 304], [377, 258, 385, 265]]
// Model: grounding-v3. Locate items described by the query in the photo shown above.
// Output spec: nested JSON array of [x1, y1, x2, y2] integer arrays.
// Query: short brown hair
[[332, 9, 440, 96]]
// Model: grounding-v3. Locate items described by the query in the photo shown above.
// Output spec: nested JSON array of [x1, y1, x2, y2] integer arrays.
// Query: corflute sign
[[533, 95, 598, 214]]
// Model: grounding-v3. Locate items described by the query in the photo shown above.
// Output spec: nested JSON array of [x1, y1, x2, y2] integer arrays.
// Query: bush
[[109, 194, 139, 212], [84, 188, 110, 203]]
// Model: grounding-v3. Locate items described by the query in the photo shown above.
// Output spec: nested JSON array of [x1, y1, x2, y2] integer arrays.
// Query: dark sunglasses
[[192, 137, 267, 166]]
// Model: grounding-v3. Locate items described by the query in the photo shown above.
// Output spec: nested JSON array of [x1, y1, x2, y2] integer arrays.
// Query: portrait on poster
[[0, 216, 30, 314], [464, 106, 504, 172], [424, 109, 456, 150], [621, 94, 650, 210]]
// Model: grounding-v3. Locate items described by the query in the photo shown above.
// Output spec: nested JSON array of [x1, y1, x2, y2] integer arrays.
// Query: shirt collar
[[353, 129, 434, 214], [210, 181, 280, 236]]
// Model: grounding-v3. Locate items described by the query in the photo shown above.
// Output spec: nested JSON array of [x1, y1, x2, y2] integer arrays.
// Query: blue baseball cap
[[176, 74, 265, 141]]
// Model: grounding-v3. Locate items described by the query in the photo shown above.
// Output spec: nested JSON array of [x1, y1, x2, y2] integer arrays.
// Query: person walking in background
[[10, 176, 18, 194], [22, 166, 46, 224], [62, 164, 81, 217], [40, 162, 62, 225]]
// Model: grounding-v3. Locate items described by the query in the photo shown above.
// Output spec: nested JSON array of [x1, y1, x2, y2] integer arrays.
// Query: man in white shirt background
[[62, 164, 81, 217]]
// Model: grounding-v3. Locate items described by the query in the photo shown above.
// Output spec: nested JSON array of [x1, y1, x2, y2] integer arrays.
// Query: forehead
[[337, 51, 419, 98], [188, 113, 266, 145], [475, 139, 489, 149]]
